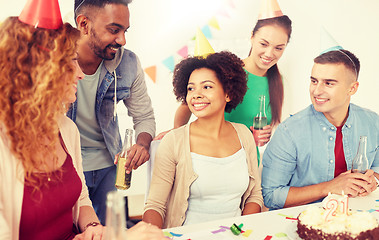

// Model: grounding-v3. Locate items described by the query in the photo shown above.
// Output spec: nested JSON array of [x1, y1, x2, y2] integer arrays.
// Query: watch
[[84, 221, 101, 231]]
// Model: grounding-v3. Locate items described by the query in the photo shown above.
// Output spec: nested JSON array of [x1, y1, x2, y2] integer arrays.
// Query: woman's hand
[[250, 125, 272, 147], [126, 221, 166, 240], [73, 225, 105, 240], [153, 129, 171, 140]]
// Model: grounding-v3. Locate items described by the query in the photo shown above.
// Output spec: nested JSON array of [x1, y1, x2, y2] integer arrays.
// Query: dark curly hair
[[173, 51, 247, 113]]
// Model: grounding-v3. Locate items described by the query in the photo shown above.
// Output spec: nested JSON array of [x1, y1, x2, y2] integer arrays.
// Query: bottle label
[[115, 157, 132, 190], [253, 116, 267, 130]]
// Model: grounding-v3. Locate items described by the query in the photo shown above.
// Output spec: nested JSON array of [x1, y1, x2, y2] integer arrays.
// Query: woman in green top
[[225, 15, 292, 148]]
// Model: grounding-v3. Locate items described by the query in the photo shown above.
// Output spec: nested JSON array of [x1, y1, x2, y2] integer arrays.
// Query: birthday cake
[[296, 194, 379, 240]]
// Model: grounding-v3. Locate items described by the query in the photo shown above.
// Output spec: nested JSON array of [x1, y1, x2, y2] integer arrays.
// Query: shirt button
[[322, 127, 327, 131], [329, 137, 333, 141], [347, 125, 351, 128], [330, 160, 334, 163], [331, 127, 335, 130]]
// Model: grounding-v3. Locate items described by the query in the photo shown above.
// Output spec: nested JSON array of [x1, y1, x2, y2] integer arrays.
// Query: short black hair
[[314, 49, 360, 80], [173, 51, 247, 113], [74, 0, 132, 19]]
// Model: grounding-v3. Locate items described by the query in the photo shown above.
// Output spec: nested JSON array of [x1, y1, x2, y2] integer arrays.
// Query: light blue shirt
[[262, 104, 379, 209]]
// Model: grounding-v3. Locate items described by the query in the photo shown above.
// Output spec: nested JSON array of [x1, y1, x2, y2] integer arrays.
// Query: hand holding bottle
[[357, 169, 378, 197], [251, 95, 271, 147], [115, 129, 134, 190], [250, 125, 272, 147]]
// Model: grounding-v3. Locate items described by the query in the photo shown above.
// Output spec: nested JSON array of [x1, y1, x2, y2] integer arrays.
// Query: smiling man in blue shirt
[[262, 49, 379, 209]]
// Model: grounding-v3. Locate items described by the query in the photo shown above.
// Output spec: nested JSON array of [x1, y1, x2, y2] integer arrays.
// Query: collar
[[103, 47, 124, 73], [311, 104, 353, 130]]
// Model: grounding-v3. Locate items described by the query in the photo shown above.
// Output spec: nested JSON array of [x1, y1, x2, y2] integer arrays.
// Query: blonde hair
[[0, 17, 80, 188]]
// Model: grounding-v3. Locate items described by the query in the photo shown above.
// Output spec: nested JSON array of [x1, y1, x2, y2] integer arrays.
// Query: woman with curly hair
[[0, 15, 109, 239], [143, 51, 263, 228], [0, 10, 166, 240]]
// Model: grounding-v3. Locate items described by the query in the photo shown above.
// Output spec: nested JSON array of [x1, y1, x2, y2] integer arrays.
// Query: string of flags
[[143, 0, 348, 83], [143, 0, 236, 83]]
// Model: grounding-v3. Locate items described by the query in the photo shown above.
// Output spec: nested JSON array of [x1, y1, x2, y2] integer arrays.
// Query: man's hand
[[358, 169, 377, 196], [124, 143, 150, 173], [327, 170, 376, 197], [114, 143, 150, 174]]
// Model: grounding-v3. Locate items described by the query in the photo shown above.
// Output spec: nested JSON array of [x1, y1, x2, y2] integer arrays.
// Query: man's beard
[[89, 29, 122, 60]]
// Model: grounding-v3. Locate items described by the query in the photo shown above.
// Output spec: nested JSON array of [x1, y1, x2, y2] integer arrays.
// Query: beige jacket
[[0, 116, 92, 240], [144, 122, 263, 228]]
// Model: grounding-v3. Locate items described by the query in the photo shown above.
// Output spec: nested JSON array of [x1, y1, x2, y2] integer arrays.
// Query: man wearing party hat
[[262, 28, 379, 210], [67, 0, 156, 225]]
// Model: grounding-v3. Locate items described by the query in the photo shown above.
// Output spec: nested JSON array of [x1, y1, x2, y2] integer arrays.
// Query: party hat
[[258, 0, 283, 20], [320, 26, 343, 54], [194, 28, 215, 57], [19, 0, 63, 29]]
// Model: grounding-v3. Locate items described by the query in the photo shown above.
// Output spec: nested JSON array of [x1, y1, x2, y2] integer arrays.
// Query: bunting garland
[[143, 0, 235, 83], [144, 66, 157, 83]]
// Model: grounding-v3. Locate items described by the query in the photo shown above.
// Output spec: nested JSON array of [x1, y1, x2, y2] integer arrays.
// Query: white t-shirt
[[183, 148, 249, 225], [76, 61, 113, 171]]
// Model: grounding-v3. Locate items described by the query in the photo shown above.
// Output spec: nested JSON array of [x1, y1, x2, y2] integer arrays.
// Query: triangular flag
[[227, 0, 236, 9], [201, 25, 212, 39], [216, 8, 230, 18], [194, 28, 215, 57], [320, 26, 343, 54], [258, 0, 283, 20], [19, 0, 63, 29], [177, 46, 188, 58], [162, 56, 175, 72], [208, 16, 220, 30], [144, 66, 157, 83]]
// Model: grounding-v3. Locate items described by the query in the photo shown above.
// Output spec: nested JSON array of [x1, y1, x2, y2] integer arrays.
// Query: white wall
[[1, 0, 378, 197]]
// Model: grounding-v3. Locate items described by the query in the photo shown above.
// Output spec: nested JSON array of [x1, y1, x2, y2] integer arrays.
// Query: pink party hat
[[320, 26, 343, 54], [194, 28, 215, 57], [19, 0, 63, 29], [258, 0, 283, 20]]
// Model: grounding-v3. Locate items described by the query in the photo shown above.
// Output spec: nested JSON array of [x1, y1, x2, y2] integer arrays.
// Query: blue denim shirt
[[67, 48, 155, 162], [262, 104, 379, 209]]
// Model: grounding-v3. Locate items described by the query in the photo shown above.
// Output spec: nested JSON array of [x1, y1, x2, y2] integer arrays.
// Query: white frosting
[[299, 206, 378, 236]]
